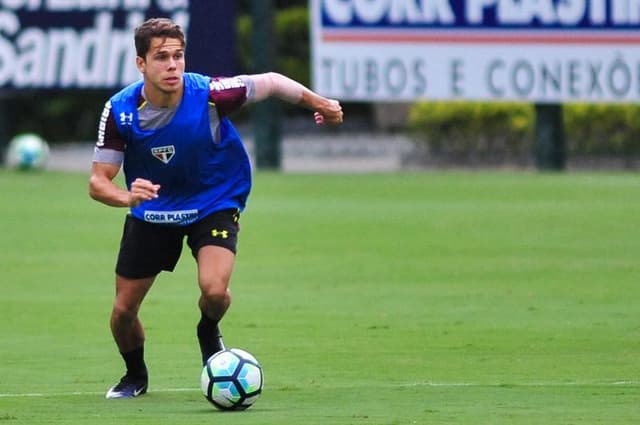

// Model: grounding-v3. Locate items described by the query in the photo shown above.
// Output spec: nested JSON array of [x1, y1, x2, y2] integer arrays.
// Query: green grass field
[[1, 169, 639, 424]]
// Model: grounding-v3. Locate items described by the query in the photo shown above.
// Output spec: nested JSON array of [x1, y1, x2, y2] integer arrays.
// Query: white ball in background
[[5, 133, 50, 170]]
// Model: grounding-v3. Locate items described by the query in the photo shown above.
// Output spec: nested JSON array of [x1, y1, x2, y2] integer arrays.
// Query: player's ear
[[136, 56, 146, 74]]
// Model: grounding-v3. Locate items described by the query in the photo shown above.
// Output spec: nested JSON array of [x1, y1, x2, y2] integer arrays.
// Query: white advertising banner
[[311, 0, 640, 103]]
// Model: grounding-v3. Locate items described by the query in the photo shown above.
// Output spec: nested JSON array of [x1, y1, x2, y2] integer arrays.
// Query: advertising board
[[312, 0, 640, 102], [0, 1, 235, 89]]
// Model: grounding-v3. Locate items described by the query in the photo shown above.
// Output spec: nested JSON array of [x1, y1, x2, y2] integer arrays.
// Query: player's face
[[137, 37, 185, 102]]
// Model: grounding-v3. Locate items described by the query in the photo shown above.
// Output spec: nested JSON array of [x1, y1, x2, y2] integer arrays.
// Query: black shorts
[[115, 209, 240, 279]]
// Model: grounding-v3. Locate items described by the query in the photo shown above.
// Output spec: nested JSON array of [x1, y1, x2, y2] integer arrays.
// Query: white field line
[[1, 381, 638, 398], [0, 387, 198, 398], [395, 380, 640, 388]]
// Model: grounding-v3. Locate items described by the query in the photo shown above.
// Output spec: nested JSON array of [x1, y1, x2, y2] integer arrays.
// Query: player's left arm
[[243, 73, 344, 126]]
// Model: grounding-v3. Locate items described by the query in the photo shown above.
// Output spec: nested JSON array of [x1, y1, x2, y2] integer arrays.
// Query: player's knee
[[200, 278, 230, 305], [111, 302, 138, 325]]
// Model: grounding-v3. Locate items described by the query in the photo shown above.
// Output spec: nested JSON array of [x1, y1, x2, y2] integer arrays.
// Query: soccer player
[[89, 17, 343, 399]]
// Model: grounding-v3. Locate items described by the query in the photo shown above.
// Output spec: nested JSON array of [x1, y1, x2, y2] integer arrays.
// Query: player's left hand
[[315, 99, 343, 126]]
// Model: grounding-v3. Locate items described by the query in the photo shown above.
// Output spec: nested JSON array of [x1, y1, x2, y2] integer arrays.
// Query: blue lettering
[[323, 0, 454, 25], [322, 0, 638, 27]]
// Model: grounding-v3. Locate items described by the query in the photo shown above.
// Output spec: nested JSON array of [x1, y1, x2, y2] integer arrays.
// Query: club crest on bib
[[151, 145, 176, 164]]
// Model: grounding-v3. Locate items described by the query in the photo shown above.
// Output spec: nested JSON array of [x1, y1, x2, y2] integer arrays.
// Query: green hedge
[[408, 102, 640, 160], [564, 104, 640, 156], [408, 102, 534, 163]]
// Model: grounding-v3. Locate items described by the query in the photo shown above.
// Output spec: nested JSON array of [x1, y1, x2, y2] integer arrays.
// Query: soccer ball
[[5, 133, 50, 170], [200, 348, 264, 411]]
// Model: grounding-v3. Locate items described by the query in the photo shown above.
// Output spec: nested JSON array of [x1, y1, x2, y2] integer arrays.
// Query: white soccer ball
[[200, 348, 264, 411], [5, 133, 50, 170]]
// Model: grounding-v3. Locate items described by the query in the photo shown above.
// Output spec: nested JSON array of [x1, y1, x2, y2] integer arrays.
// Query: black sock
[[197, 312, 224, 364], [121, 346, 147, 379]]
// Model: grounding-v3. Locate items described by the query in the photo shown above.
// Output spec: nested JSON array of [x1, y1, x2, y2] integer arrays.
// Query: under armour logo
[[119, 112, 133, 126], [211, 229, 229, 239]]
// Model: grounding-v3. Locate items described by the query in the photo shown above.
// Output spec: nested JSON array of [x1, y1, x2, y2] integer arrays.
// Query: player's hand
[[314, 99, 343, 126], [128, 178, 160, 207]]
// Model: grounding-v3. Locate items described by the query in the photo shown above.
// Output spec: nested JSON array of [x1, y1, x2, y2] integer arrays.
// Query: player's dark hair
[[134, 18, 185, 59]]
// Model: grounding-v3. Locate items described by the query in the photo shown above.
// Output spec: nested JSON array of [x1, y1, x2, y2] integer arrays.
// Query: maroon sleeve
[[208, 77, 248, 118], [96, 101, 125, 152]]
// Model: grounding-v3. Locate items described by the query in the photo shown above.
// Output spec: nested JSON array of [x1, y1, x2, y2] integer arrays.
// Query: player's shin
[[197, 312, 226, 365]]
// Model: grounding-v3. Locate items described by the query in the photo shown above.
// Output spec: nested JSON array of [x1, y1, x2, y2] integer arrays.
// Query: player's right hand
[[128, 178, 161, 207]]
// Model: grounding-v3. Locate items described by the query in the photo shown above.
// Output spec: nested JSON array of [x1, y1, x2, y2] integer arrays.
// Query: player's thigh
[[195, 246, 235, 293], [187, 209, 239, 291], [114, 274, 156, 313]]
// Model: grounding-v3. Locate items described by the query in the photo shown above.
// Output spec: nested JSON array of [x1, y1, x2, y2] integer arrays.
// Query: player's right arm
[[89, 163, 159, 208], [88, 101, 159, 208], [89, 162, 129, 207]]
